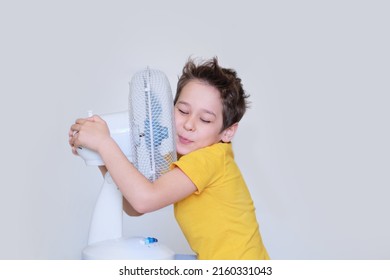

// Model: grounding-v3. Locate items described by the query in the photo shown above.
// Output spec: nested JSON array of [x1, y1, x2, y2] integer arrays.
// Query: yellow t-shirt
[[171, 142, 269, 260]]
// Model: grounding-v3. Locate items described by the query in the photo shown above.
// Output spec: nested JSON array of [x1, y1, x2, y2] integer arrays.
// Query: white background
[[0, 0, 389, 259]]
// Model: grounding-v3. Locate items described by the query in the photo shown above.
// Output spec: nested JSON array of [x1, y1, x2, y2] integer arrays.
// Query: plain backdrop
[[0, 0, 389, 259]]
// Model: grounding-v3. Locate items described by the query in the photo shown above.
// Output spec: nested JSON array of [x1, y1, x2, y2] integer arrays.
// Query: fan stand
[[81, 172, 175, 260], [76, 110, 175, 260], [86, 173, 122, 246]]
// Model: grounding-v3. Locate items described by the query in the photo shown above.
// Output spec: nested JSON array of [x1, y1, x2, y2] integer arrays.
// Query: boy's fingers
[[70, 123, 80, 133], [75, 118, 88, 124]]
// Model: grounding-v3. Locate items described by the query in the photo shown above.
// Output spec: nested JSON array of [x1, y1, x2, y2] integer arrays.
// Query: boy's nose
[[184, 117, 195, 131]]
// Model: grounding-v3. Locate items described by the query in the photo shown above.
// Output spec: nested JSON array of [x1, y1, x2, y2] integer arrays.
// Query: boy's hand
[[69, 115, 111, 154]]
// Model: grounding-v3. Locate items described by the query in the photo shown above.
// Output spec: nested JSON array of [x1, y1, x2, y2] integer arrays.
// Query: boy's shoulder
[[189, 142, 234, 159], [175, 143, 235, 167]]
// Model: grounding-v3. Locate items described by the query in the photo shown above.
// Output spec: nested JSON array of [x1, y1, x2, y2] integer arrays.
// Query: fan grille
[[128, 68, 177, 181]]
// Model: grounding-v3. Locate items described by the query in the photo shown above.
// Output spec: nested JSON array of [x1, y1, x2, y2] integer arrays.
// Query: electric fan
[[77, 68, 176, 260]]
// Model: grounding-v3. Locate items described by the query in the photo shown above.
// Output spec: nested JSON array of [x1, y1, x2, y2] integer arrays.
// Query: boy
[[69, 57, 269, 259]]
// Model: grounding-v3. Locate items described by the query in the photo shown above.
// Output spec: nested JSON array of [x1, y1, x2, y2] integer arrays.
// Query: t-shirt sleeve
[[170, 146, 224, 194]]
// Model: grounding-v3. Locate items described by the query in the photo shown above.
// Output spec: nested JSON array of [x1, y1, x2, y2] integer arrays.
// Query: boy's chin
[[176, 144, 195, 156]]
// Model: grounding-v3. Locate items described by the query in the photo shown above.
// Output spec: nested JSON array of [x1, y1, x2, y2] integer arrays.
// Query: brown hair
[[174, 57, 250, 131]]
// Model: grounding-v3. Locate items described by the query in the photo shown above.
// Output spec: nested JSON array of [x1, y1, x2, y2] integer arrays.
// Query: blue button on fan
[[144, 237, 158, 244]]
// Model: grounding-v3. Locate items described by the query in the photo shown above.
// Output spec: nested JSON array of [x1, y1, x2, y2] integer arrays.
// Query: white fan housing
[[77, 68, 176, 260]]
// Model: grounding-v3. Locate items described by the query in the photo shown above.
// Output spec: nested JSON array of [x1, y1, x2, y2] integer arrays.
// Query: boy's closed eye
[[200, 111, 216, 124], [178, 108, 211, 123], [178, 108, 189, 115]]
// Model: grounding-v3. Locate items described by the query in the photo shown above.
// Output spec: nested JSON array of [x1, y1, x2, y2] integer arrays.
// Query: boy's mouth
[[178, 135, 193, 145]]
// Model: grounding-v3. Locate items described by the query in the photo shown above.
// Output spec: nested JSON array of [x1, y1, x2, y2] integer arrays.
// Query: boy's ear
[[221, 123, 239, 143]]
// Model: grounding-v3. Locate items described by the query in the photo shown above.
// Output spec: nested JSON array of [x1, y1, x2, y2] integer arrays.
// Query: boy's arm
[[123, 199, 143, 216], [70, 124, 147, 216], [71, 116, 196, 214], [98, 137, 196, 214]]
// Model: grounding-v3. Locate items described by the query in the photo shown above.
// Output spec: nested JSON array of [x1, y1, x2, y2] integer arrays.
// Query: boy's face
[[174, 80, 225, 155]]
